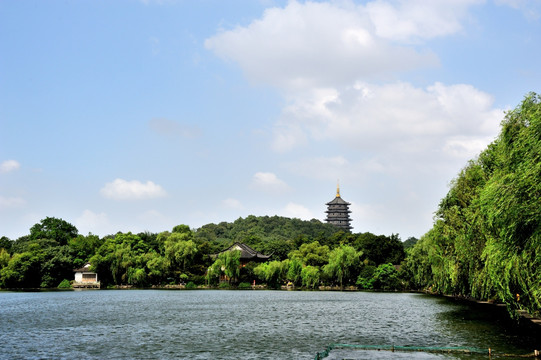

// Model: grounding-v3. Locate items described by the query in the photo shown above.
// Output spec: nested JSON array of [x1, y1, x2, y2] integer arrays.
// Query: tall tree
[[29, 217, 78, 246], [323, 244, 362, 288]]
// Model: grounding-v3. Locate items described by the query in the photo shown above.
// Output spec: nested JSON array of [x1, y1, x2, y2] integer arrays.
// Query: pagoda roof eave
[[326, 196, 351, 205]]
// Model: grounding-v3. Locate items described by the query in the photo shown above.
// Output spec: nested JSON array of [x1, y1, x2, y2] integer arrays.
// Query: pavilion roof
[[214, 242, 271, 261], [73, 263, 95, 272]]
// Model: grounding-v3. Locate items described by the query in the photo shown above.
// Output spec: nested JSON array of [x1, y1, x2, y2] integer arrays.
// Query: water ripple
[[0, 290, 537, 359]]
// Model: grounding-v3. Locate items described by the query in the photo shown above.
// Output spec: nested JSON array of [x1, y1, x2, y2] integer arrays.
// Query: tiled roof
[[216, 242, 271, 260], [326, 196, 351, 205], [73, 263, 94, 272]]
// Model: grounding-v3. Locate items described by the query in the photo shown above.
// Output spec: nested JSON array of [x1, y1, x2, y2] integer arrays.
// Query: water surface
[[0, 290, 537, 359]]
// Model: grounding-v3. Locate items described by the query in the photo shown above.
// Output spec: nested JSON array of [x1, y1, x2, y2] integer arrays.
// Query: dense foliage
[[405, 93, 541, 317], [0, 215, 405, 289]]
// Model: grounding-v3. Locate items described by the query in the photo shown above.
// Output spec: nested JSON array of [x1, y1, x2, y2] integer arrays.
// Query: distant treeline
[[0, 215, 412, 290], [404, 93, 541, 317]]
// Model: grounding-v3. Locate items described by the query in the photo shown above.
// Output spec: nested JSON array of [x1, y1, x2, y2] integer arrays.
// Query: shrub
[[356, 276, 374, 290], [57, 279, 71, 289], [185, 281, 196, 290], [218, 282, 230, 289], [238, 282, 252, 289]]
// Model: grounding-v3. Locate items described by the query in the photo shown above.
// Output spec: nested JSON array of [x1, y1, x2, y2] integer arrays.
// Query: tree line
[[0, 215, 409, 290]]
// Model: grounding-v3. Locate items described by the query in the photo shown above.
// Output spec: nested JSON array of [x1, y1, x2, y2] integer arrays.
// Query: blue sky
[[1, 0, 540, 240]]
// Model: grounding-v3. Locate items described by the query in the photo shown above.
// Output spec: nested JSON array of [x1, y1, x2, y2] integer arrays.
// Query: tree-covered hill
[[194, 215, 342, 258], [405, 93, 541, 317], [0, 215, 406, 289]]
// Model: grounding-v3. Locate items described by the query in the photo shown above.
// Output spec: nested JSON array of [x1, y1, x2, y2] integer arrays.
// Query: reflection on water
[[0, 290, 538, 359]]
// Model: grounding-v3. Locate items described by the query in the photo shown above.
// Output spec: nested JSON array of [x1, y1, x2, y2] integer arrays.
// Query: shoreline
[[437, 292, 541, 336]]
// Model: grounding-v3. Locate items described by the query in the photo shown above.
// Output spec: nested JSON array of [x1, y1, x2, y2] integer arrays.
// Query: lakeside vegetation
[[0, 216, 408, 291], [1, 93, 539, 318], [405, 93, 541, 318]]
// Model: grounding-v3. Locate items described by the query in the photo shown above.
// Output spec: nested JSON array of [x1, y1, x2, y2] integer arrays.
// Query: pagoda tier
[[325, 185, 353, 232]]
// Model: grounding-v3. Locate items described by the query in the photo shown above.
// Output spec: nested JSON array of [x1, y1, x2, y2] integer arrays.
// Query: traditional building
[[73, 263, 100, 288], [214, 242, 271, 267], [211, 242, 271, 284], [325, 183, 353, 232]]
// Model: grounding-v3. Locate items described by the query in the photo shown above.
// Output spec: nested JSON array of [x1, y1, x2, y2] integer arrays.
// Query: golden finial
[[336, 180, 340, 197]]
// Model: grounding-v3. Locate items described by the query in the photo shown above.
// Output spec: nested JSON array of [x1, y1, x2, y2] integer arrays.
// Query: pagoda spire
[[336, 180, 340, 197]]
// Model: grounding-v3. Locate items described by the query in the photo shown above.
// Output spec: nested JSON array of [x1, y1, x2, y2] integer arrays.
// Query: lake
[[0, 290, 538, 359]]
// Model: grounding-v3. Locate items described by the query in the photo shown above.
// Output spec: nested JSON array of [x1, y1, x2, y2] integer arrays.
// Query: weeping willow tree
[[406, 93, 541, 317], [206, 250, 241, 285]]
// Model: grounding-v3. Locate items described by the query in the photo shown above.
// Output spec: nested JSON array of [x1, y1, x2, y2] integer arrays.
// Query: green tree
[[164, 232, 198, 271], [0, 236, 12, 254], [40, 245, 74, 288], [89, 232, 152, 286], [254, 260, 288, 288], [206, 257, 223, 285], [356, 264, 376, 290], [355, 233, 405, 265], [29, 217, 78, 246], [406, 93, 541, 316], [146, 252, 168, 284], [301, 265, 320, 289], [371, 263, 401, 290], [0, 248, 10, 269], [402, 237, 418, 251], [222, 250, 241, 283], [262, 238, 293, 261], [69, 234, 104, 268], [288, 241, 329, 267], [127, 267, 148, 286], [323, 244, 362, 288], [0, 250, 42, 288], [172, 224, 191, 234], [207, 250, 241, 285], [287, 258, 303, 286]]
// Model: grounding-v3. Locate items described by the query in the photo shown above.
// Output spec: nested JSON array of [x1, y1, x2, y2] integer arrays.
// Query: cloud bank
[[207, 0, 503, 164], [100, 179, 167, 200]]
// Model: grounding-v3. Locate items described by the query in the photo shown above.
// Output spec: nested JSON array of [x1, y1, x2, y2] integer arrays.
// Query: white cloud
[[222, 198, 244, 209], [274, 82, 502, 160], [366, 0, 484, 42], [205, 1, 438, 89], [0, 196, 25, 209], [100, 179, 167, 200], [75, 210, 110, 235], [252, 172, 289, 192], [0, 160, 20, 173], [281, 202, 314, 220], [205, 0, 502, 162]]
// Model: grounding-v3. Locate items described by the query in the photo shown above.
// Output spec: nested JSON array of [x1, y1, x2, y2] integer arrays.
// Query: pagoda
[[325, 182, 352, 232]]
